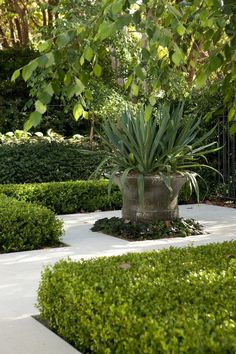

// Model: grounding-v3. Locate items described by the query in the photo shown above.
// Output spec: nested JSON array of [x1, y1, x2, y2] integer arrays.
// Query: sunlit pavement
[[0, 204, 235, 354]]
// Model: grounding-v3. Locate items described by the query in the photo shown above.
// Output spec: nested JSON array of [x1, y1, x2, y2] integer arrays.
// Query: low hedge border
[[37, 241, 236, 353], [0, 194, 63, 253], [0, 180, 122, 214]]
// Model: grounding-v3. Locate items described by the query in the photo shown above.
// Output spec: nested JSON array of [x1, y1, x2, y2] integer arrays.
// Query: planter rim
[[116, 173, 187, 180]]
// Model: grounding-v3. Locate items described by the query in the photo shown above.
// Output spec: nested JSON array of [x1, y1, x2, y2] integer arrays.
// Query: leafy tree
[[0, 0, 68, 47], [0, 1, 137, 137], [13, 0, 236, 133]]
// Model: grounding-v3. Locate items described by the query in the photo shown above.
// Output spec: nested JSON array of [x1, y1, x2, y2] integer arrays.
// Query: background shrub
[[0, 48, 133, 136], [0, 194, 63, 253], [0, 141, 104, 184], [0, 180, 122, 214], [0, 48, 36, 133], [37, 241, 236, 354], [0, 48, 91, 135]]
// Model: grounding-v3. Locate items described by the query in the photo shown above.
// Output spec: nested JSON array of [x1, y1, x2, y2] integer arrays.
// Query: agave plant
[[95, 102, 219, 205]]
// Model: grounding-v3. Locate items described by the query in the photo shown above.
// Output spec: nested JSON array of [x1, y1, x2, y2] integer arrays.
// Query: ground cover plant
[[91, 217, 204, 240], [37, 241, 236, 353], [0, 180, 122, 214], [0, 194, 63, 253]]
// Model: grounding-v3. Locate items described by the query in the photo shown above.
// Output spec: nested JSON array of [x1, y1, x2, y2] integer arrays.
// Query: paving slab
[[0, 204, 235, 354], [0, 317, 78, 354]]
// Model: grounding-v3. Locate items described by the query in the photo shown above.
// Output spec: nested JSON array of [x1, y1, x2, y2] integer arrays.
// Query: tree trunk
[[14, 18, 22, 45], [42, 9, 47, 27], [9, 19, 16, 46], [47, 0, 59, 29], [11, 0, 29, 46], [89, 113, 95, 143], [0, 26, 10, 48]]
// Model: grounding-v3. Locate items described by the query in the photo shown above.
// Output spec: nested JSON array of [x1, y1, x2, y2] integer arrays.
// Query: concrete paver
[[0, 317, 78, 354], [0, 204, 235, 354]]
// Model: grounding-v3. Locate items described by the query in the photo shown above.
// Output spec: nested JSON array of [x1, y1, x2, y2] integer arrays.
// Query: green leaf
[[22, 60, 38, 82], [176, 23, 186, 36], [56, 33, 70, 48], [208, 54, 224, 73], [75, 77, 85, 95], [125, 75, 132, 90], [159, 172, 173, 193], [66, 85, 76, 99], [44, 83, 54, 97], [84, 46, 93, 62], [195, 71, 208, 88], [76, 25, 84, 35], [102, 0, 114, 8], [112, 0, 124, 14], [131, 83, 139, 96], [38, 92, 51, 105], [172, 50, 183, 66], [85, 89, 93, 101], [35, 100, 47, 114], [11, 69, 20, 82], [168, 4, 182, 17], [80, 55, 85, 66], [38, 39, 52, 52], [149, 95, 156, 106], [93, 63, 102, 77], [95, 21, 115, 41], [144, 105, 153, 122], [228, 107, 235, 121], [64, 72, 72, 85], [229, 122, 236, 135], [133, 10, 141, 24], [73, 103, 84, 121], [37, 54, 48, 67], [24, 111, 42, 131], [204, 112, 213, 122], [45, 53, 55, 68], [116, 14, 132, 28], [135, 65, 145, 81], [83, 111, 89, 119]]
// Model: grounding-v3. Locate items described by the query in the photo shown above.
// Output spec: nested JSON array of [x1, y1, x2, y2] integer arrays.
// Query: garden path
[[0, 204, 235, 354]]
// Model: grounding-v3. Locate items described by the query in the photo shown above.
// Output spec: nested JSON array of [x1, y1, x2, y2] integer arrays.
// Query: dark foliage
[[0, 141, 104, 184], [91, 216, 204, 240]]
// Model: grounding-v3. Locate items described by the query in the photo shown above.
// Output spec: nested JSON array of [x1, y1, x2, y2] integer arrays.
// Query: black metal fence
[[218, 113, 236, 200]]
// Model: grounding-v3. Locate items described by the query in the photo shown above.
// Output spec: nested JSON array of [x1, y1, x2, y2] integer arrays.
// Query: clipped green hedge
[[37, 242, 236, 353], [0, 141, 104, 184], [0, 180, 122, 214], [0, 195, 63, 253]]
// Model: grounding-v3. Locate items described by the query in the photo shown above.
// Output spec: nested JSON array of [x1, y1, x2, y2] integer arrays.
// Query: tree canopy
[[12, 0, 236, 134]]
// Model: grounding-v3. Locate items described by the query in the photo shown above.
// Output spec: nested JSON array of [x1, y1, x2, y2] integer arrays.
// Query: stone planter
[[115, 174, 186, 222]]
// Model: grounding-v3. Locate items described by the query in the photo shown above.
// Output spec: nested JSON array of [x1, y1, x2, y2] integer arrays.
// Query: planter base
[[116, 174, 186, 222]]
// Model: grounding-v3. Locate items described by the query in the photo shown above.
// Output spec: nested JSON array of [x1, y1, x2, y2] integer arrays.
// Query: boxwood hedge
[[0, 141, 103, 184], [37, 242, 236, 353], [0, 195, 63, 253], [0, 180, 122, 214]]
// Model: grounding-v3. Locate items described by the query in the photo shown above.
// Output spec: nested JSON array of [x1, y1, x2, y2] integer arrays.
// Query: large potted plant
[[95, 102, 218, 222]]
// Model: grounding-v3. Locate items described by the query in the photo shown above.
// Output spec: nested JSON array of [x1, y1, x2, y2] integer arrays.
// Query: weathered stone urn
[[115, 174, 186, 222]]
